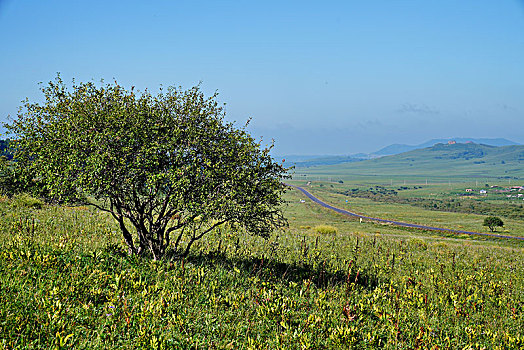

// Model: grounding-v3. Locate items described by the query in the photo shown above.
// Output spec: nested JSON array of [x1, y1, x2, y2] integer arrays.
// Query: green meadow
[[286, 179, 524, 239], [295, 143, 524, 179], [1, 186, 523, 349]]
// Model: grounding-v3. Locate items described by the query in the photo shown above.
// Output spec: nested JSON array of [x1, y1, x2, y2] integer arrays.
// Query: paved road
[[288, 184, 524, 241]]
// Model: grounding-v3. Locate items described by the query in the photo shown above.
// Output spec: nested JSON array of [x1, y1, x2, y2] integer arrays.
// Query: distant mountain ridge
[[279, 138, 520, 168], [373, 138, 520, 156]]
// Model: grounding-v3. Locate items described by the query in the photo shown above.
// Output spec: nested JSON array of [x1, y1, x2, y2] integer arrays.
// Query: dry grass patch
[[313, 225, 338, 235]]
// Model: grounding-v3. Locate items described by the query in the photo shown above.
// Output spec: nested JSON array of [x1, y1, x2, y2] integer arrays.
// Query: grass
[[0, 192, 523, 349], [313, 225, 338, 235], [10, 193, 44, 210], [287, 179, 524, 239], [294, 143, 524, 179]]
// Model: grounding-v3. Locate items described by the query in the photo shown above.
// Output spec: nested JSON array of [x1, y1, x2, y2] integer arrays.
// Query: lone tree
[[483, 216, 504, 232], [6, 76, 288, 260]]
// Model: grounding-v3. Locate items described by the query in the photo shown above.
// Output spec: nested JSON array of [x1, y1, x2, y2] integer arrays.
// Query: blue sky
[[1, 0, 523, 155]]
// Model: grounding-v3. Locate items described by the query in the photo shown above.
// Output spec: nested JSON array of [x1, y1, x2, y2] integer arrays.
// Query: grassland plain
[[337, 184, 524, 221], [1, 191, 523, 349], [286, 180, 524, 240]]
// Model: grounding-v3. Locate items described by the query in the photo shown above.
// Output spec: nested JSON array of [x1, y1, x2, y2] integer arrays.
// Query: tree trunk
[[117, 217, 137, 255]]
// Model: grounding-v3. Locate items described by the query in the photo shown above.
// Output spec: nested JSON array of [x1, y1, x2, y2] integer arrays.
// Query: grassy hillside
[[298, 143, 524, 179], [373, 138, 520, 156], [1, 192, 523, 348]]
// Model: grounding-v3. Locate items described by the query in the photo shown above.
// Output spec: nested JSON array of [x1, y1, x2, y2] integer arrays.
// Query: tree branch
[[181, 219, 228, 258]]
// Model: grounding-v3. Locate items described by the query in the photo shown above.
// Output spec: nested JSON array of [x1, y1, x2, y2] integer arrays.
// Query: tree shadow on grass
[[102, 243, 384, 291], [184, 249, 383, 291]]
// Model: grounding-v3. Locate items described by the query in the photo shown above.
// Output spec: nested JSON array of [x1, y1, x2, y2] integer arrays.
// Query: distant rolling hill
[[298, 143, 524, 178], [281, 138, 520, 169], [373, 138, 520, 156]]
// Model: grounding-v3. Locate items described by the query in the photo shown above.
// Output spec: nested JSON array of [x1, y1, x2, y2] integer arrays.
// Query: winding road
[[288, 184, 524, 241]]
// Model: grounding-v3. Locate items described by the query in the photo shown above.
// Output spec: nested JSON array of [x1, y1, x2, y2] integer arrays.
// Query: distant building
[[465, 189, 473, 192], [479, 190, 487, 194]]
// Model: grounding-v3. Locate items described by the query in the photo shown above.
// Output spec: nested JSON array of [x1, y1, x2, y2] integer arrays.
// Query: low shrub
[[431, 241, 450, 250], [409, 238, 428, 250], [11, 193, 44, 209], [313, 225, 338, 235]]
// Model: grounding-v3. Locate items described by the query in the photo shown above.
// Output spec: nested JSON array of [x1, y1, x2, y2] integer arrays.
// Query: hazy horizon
[[1, 0, 523, 155]]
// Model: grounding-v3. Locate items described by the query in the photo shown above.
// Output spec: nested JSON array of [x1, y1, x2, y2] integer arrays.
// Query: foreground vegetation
[[1, 190, 523, 349]]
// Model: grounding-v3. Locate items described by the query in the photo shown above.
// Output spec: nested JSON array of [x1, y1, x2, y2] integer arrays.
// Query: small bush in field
[[409, 238, 428, 250], [483, 216, 504, 232], [431, 241, 449, 249], [313, 225, 338, 235], [11, 193, 43, 209]]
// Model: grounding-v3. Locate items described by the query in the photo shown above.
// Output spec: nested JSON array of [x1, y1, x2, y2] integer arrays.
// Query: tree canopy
[[6, 76, 288, 259], [483, 216, 504, 232]]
